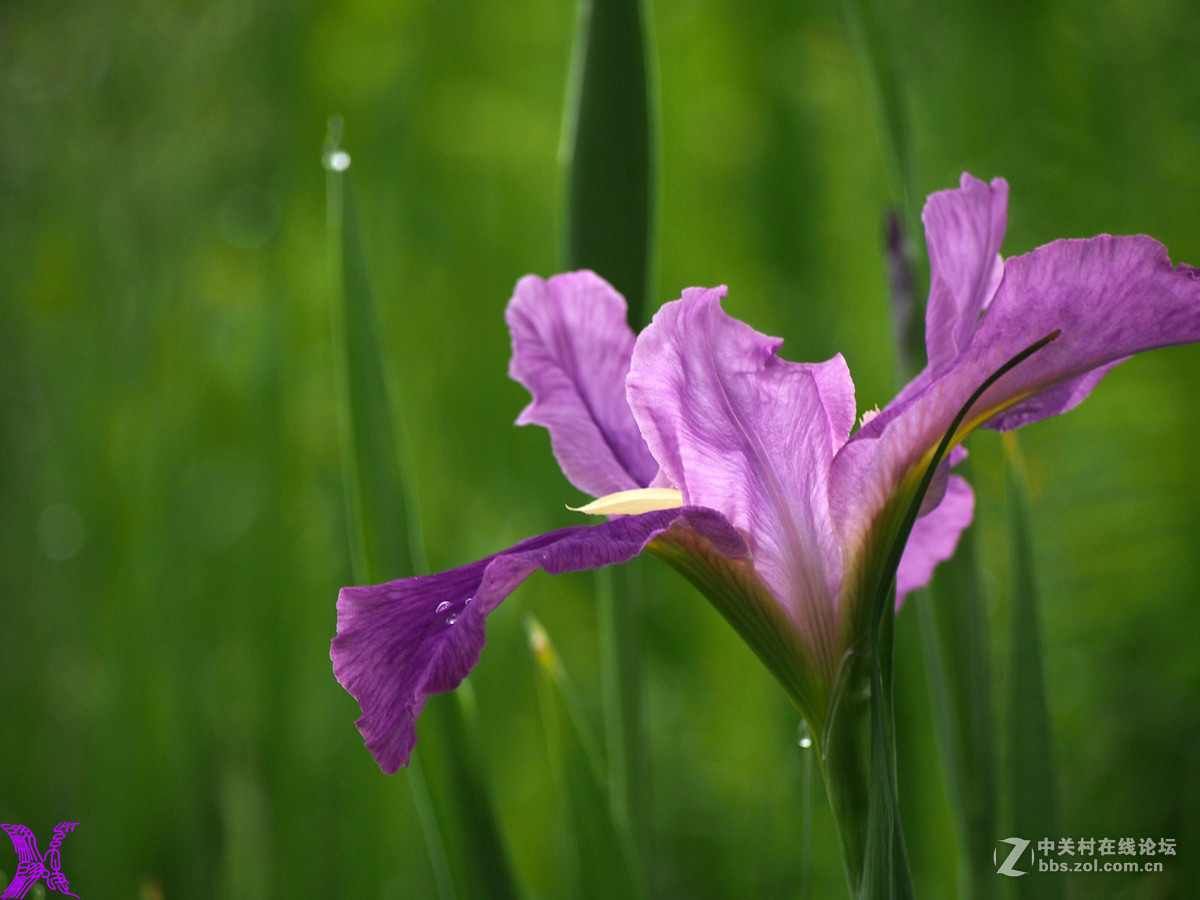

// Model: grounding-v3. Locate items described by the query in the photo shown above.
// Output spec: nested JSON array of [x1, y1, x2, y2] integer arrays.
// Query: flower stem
[[820, 650, 873, 893]]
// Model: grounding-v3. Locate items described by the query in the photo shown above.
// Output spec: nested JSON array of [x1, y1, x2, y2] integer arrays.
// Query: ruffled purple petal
[[627, 287, 856, 660], [507, 271, 659, 496], [923, 174, 1008, 373], [977, 236, 1200, 427], [896, 473, 974, 607], [832, 234, 1200, 562], [332, 507, 746, 772]]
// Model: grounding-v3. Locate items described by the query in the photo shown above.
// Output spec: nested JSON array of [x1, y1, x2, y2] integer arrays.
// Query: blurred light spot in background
[[38, 502, 86, 561]]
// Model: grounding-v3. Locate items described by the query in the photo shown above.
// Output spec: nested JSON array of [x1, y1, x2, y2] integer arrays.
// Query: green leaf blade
[[325, 123, 519, 900], [1003, 435, 1064, 900], [562, 0, 657, 326], [528, 617, 649, 900], [561, 0, 659, 868], [920, 531, 1001, 899], [325, 130, 422, 586]]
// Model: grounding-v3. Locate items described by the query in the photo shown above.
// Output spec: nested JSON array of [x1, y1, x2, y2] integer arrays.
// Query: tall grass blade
[[886, 210, 999, 897], [921, 535, 1000, 899], [324, 123, 422, 583], [859, 333, 1059, 898], [799, 722, 814, 900], [561, 0, 659, 867], [527, 617, 650, 900], [562, 0, 656, 323], [843, 0, 918, 233], [324, 120, 518, 900], [1003, 434, 1064, 900]]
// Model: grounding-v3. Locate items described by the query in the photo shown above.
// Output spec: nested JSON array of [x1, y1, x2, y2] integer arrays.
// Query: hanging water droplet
[[796, 720, 813, 750], [324, 149, 351, 172], [435, 601, 451, 614], [445, 614, 458, 626]]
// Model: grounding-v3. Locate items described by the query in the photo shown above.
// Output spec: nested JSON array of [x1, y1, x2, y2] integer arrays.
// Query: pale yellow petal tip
[[567, 487, 685, 516]]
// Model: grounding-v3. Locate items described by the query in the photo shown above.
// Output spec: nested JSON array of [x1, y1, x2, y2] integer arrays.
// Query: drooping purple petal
[[507, 271, 659, 496], [332, 507, 746, 772], [627, 287, 856, 663], [895, 473, 974, 607], [923, 174, 1008, 373], [832, 234, 1200, 564]]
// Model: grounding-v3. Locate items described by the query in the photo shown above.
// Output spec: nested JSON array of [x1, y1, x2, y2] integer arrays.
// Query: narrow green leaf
[[561, 0, 659, 866], [417, 688, 522, 900], [324, 119, 518, 900], [856, 333, 1060, 899], [527, 617, 650, 900], [593, 563, 651, 857], [920, 531, 1001, 899], [854, 0, 928, 369], [1003, 434, 1064, 900], [859, 590, 916, 900], [562, 0, 657, 325], [799, 722, 815, 900], [404, 752, 457, 900], [885, 211, 999, 897], [324, 121, 423, 584], [843, 0, 918, 234]]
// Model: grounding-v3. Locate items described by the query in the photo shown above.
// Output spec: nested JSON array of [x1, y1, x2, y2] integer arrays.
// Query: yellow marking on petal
[[568, 488, 685, 516]]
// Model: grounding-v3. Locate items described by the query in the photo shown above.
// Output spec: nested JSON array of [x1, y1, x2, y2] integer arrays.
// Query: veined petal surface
[[924, 174, 1008, 373], [333, 507, 746, 772], [507, 271, 659, 497], [832, 234, 1200, 563], [627, 287, 856, 662]]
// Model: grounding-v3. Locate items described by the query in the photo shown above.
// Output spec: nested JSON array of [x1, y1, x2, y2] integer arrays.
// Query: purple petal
[[923, 174, 1008, 373], [332, 507, 746, 772], [896, 473, 974, 607], [507, 271, 659, 496], [978, 236, 1200, 428], [627, 287, 856, 661], [832, 234, 1200, 562]]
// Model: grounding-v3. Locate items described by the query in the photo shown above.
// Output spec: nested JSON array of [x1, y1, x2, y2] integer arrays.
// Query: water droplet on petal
[[445, 614, 458, 626], [435, 601, 451, 614], [464, 597, 472, 605], [796, 720, 813, 750]]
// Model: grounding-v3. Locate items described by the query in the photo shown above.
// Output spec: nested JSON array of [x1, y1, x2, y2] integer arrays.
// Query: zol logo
[[0, 822, 79, 899], [994, 836, 1031, 877]]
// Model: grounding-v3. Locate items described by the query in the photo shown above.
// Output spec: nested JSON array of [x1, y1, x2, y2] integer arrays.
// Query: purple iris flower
[[332, 173, 1200, 774]]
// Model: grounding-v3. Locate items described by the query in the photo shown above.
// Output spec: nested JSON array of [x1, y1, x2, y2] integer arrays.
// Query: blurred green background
[[3, 0, 1199, 897]]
